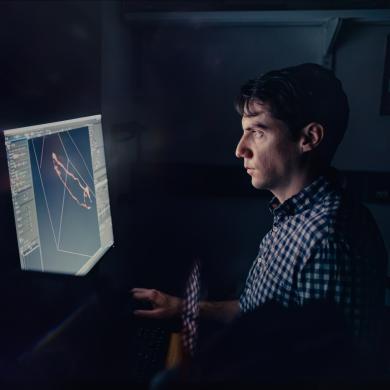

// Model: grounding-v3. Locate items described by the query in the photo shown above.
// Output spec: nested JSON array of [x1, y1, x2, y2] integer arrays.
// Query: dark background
[[0, 0, 389, 385]]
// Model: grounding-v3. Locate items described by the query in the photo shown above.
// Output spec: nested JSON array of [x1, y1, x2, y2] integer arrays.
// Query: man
[[131, 63, 387, 356]]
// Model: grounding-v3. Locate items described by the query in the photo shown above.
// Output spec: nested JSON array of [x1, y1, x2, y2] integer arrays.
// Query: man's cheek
[[260, 153, 271, 173]]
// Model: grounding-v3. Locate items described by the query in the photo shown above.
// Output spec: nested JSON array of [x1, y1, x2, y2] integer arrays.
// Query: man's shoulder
[[297, 186, 372, 249], [297, 188, 341, 245], [300, 187, 387, 263]]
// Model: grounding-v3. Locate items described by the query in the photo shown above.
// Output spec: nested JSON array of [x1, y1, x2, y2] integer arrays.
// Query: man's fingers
[[131, 288, 160, 302], [131, 288, 150, 294], [132, 290, 152, 301]]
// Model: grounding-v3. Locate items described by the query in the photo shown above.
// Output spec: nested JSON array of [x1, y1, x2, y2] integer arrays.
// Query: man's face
[[235, 99, 302, 192]]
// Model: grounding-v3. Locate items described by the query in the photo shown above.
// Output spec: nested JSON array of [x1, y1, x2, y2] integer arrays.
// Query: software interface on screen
[[4, 115, 114, 275]]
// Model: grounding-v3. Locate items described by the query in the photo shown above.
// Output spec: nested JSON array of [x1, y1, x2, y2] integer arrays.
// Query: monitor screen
[[3, 115, 114, 275]]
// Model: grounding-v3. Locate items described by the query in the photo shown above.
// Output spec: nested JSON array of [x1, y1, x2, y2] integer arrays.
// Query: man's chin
[[251, 177, 266, 190]]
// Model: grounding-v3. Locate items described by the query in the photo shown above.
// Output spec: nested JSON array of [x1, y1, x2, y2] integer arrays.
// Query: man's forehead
[[243, 99, 271, 118]]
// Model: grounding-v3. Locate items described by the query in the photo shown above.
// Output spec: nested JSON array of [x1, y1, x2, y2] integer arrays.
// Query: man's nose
[[235, 135, 252, 159]]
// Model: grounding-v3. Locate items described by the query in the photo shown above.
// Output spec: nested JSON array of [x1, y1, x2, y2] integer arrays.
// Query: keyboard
[[130, 322, 170, 384]]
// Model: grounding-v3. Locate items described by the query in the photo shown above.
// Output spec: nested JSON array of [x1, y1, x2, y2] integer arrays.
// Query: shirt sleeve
[[296, 237, 345, 304], [296, 236, 382, 340]]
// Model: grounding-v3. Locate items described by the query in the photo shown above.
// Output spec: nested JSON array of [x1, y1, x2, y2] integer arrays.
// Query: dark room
[[1, 0, 390, 387]]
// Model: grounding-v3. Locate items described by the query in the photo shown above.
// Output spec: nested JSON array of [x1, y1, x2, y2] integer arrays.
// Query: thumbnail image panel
[[29, 126, 101, 273]]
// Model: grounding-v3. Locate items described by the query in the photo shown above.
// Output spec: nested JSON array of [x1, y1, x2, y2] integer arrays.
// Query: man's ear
[[300, 122, 324, 153]]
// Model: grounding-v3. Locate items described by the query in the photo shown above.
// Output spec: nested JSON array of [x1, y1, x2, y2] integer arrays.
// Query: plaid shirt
[[239, 172, 387, 343], [182, 259, 201, 356]]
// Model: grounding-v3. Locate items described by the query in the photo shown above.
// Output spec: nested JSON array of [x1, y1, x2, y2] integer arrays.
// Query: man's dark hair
[[235, 63, 350, 165]]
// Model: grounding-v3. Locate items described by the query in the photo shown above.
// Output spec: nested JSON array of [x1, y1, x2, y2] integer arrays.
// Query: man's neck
[[271, 169, 322, 204]]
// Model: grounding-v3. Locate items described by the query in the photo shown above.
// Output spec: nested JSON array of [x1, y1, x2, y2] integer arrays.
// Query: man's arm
[[199, 300, 240, 324], [131, 288, 240, 324]]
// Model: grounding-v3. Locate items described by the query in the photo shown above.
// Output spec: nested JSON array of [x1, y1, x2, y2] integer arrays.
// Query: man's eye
[[253, 130, 264, 138]]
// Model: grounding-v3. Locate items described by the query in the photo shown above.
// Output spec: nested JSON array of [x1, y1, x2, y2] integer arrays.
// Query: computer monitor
[[3, 115, 114, 275]]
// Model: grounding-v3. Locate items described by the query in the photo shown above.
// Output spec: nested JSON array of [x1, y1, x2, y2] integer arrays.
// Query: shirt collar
[[268, 174, 334, 218]]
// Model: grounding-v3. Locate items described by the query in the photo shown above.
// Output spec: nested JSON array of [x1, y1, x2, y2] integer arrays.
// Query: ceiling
[[122, 0, 390, 12]]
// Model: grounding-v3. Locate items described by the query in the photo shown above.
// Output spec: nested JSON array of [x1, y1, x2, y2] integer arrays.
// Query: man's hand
[[131, 288, 183, 319]]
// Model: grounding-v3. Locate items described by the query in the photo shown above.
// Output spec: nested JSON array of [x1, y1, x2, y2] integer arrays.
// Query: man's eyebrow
[[249, 122, 269, 130]]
